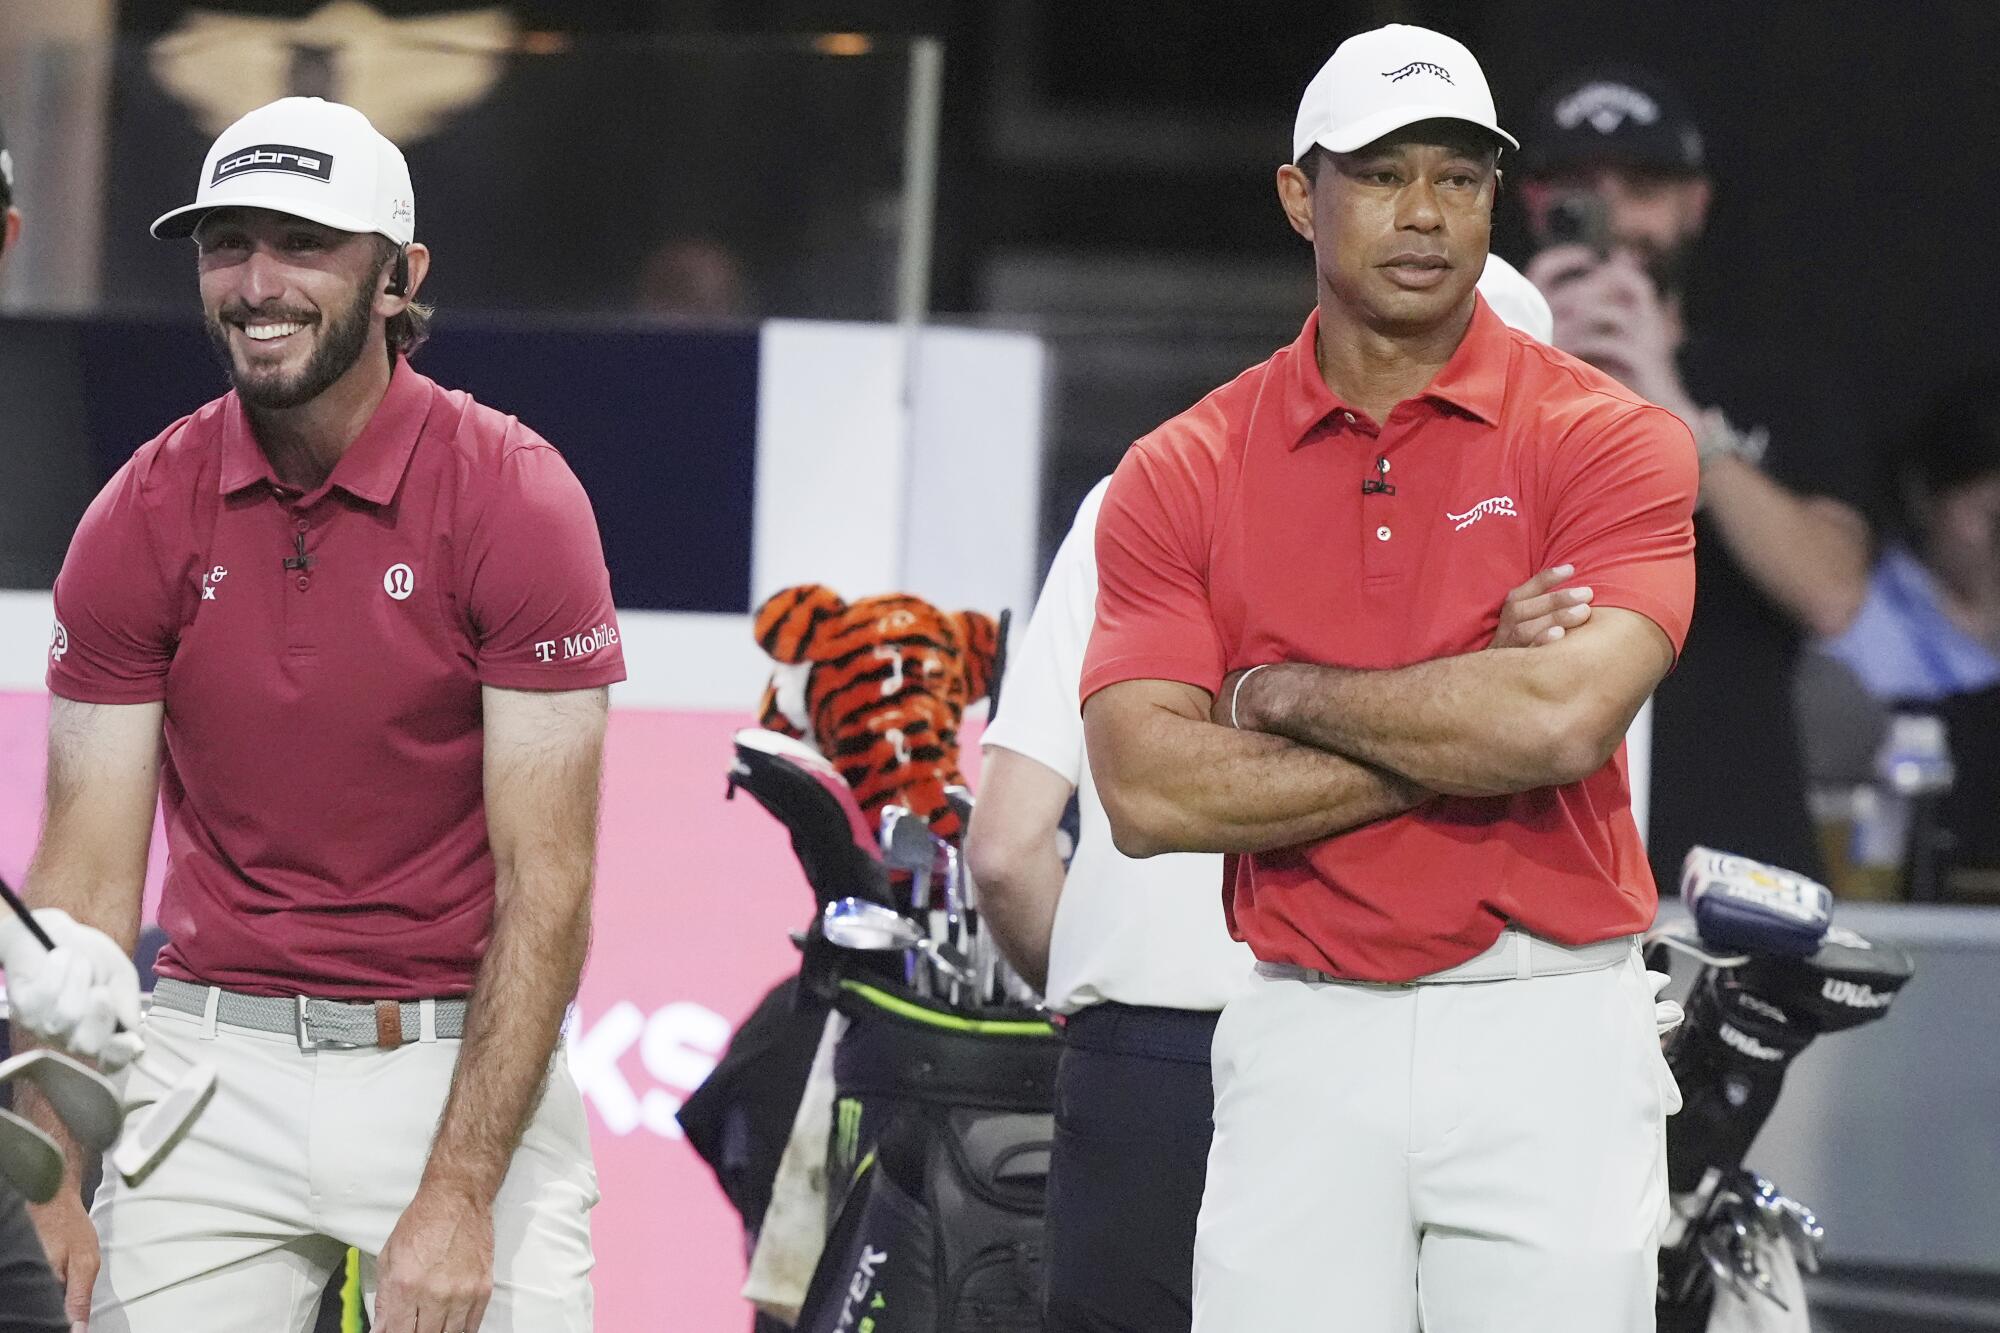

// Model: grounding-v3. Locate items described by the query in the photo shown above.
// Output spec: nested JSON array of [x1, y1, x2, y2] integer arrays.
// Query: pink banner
[[0, 691, 954, 1330]]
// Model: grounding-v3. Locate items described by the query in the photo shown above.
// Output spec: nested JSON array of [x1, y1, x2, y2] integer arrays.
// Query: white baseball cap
[[1292, 24, 1518, 163], [1476, 254, 1553, 343], [151, 97, 415, 246]]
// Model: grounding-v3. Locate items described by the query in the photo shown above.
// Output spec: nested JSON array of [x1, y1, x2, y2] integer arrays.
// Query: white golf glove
[[1649, 969, 1685, 1037], [0, 908, 145, 1070]]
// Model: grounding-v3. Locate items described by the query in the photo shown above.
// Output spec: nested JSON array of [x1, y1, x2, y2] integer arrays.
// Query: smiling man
[[1080, 26, 1696, 1332], [20, 97, 617, 1333]]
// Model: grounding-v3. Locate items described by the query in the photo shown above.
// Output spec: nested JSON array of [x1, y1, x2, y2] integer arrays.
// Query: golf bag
[[792, 977, 1058, 1333], [1651, 925, 1915, 1330]]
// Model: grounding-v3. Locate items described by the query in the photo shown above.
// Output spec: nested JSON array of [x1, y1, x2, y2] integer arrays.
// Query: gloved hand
[[1649, 969, 1685, 1038], [0, 908, 144, 1070]]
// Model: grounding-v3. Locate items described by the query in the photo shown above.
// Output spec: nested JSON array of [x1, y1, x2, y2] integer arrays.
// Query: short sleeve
[[981, 480, 1108, 781], [47, 460, 178, 704], [464, 443, 626, 690], [1079, 445, 1225, 703], [1540, 404, 1699, 655]]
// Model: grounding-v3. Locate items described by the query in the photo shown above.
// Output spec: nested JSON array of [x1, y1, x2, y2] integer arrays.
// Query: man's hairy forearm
[[423, 688, 605, 1206], [419, 865, 591, 1204], [1235, 653, 1589, 798], [16, 699, 158, 1176], [1089, 698, 1426, 857]]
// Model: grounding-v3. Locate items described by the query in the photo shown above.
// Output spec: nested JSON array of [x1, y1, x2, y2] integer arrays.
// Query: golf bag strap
[[153, 977, 467, 1049]]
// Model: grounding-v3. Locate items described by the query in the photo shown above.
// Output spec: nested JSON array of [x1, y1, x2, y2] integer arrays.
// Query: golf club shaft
[[0, 874, 58, 952], [0, 871, 134, 1037]]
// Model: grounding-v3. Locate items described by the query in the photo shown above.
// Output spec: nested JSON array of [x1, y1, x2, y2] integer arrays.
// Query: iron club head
[[0, 1107, 62, 1203], [0, 1049, 123, 1152], [821, 898, 976, 987]]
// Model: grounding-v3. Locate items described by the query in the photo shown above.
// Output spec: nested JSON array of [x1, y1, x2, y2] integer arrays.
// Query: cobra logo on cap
[[211, 143, 335, 186]]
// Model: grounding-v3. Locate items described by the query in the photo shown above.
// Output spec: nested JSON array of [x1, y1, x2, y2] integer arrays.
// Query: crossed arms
[[1082, 603, 1672, 859]]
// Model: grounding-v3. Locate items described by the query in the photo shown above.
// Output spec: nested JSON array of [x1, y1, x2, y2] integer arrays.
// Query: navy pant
[[1043, 1003, 1220, 1333]]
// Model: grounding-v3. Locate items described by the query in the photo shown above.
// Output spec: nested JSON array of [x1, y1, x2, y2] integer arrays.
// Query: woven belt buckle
[[296, 997, 363, 1052]]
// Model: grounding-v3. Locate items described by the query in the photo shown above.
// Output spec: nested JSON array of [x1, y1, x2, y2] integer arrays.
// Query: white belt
[[1256, 927, 1637, 988]]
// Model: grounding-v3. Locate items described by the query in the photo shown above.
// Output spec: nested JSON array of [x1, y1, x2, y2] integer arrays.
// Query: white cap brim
[[1302, 104, 1519, 159], [150, 194, 408, 244]]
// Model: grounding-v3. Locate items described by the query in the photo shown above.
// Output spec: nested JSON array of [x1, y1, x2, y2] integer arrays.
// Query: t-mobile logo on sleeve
[[535, 622, 620, 663]]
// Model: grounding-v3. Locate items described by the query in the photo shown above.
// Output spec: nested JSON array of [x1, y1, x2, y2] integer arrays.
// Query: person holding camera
[[1519, 68, 1874, 889]]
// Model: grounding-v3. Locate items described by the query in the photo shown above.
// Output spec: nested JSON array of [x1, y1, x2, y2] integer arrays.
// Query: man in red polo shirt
[[18, 97, 619, 1333], [1082, 25, 1695, 1333]]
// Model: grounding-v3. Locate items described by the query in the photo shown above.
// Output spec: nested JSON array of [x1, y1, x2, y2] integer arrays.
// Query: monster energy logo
[[836, 1097, 864, 1180]]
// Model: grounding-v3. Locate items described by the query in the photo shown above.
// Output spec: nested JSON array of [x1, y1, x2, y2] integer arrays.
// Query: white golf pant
[[1193, 946, 1671, 1333], [88, 1002, 598, 1332]]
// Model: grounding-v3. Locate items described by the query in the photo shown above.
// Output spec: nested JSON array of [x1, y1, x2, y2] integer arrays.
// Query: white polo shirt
[[981, 479, 1255, 1015]]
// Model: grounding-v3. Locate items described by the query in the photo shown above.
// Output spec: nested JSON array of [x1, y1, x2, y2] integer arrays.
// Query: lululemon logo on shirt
[[1446, 496, 1518, 531], [49, 618, 68, 664], [383, 563, 415, 600]]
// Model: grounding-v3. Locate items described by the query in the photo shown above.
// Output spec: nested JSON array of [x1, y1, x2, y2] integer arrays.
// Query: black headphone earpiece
[[386, 246, 409, 298]]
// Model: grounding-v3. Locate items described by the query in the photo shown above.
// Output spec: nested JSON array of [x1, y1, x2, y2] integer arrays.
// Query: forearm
[[1234, 653, 1609, 798], [1699, 456, 1870, 636], [1089, 701, 1426, 857], [13, 820, 150, 1160], [971, 845, 1064, 994], [420, 871, 591, 1204]]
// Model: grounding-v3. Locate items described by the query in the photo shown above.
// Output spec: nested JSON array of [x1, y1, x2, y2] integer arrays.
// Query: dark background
[[16, 0, 2000, 576]]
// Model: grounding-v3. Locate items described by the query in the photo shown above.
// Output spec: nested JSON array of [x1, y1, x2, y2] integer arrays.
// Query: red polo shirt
[[1081, 299, 1697, 982], [48, 358, 625, 999]]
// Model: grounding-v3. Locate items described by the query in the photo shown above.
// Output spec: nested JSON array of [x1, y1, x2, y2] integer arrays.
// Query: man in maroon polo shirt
[[1082, 26, 1695, 1333], [18, 97, 618, 1333]]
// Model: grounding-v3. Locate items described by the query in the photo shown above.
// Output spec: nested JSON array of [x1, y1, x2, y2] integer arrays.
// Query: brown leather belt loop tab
[[375, 1000, 405, 1050]]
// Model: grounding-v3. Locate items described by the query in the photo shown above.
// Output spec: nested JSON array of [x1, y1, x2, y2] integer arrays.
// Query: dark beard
[[205, 277, 375, 410]]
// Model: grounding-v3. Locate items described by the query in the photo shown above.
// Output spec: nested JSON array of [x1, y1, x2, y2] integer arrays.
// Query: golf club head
[[0, 1107, 63, 1203], [822, 898, 924, 953], [1697, 1222, 1744, 1300], [1776, 1196, 1824, 1272], [921, 938, 976, 988], [879, 807, 934, 875], [112, 1060, 217, 1188], [1734, 1170, 1824, 1273], [0, 1049, 123, 1152], [1707, 1194, 1790, 1312], [1642, 924, 1751, 972]]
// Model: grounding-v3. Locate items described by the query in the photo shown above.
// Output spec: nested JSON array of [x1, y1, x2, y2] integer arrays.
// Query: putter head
[[0, 1049, 124, 1152], [0, 1107, 63, 1203], [822, 898, 924, 954], [112, 1061, 217, 1188]]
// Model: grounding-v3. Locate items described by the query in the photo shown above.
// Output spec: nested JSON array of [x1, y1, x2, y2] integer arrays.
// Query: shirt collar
[[217, 357, 433, 504], [1276, 295, 1512, 451]]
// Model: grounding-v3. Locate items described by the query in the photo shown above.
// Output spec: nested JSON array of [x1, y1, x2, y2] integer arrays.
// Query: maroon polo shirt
[[1081, 300, 1697, 982], [48, 358, 625, 998]]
